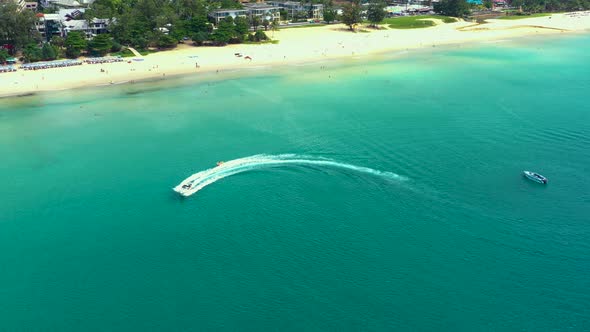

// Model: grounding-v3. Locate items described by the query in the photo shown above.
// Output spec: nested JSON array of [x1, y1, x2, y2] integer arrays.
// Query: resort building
[[40, 0, 95, 10], [209, 2, 322, 25], [62, 18, 109, 37], [492, 0, 508, 7], [243, 3, 281, 22], [24, 1, 37, 10], [35, 13, 63, 41], [266, 1, 323, 20], [208, 9, 248, 24], [35, 8, 109, 40]]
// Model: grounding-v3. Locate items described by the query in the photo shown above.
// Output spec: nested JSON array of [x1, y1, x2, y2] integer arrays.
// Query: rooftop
[[210, 8, 248, 13], [243, 3, 278, 9]]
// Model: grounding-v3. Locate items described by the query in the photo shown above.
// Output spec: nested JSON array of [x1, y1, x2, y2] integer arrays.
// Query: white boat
[[523, 171, 547, 184], [173, 161, 226, 196], [173, 178, 196, 196]]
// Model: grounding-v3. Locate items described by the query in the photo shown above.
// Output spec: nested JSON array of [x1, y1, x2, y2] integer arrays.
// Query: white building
[[243, 3, 281, 22], [266, 1, 323, 20], [209, 3, 290, 25], [36, 13, 63, 41], [208, 9, 248, 24], [62, 18, 109, 37], [40, 0, 94, 9], [24, 1, 37, 10], [35, 8, 109, 40]]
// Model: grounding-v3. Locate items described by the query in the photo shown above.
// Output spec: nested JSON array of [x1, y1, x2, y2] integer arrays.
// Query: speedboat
[[523, 171, 547, 184], [174, 179, 195, 196]]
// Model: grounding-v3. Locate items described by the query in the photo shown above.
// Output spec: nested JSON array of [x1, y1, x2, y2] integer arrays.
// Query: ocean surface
[[1, 34, 589, 331]]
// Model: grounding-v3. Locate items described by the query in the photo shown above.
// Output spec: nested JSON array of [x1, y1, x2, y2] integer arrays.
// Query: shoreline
[[1, 12, 589, 99]]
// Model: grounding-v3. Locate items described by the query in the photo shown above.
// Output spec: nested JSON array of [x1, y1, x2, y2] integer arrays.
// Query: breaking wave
[[173, 154, 407, 197]]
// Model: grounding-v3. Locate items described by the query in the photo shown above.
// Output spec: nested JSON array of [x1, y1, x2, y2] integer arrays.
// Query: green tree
[[23, 43, 42, 62], [51, 36, 65, 48], [88, 34, 113, 56], [434, 0, 470, 17], [0, 3, 41, 54], [323, 7, 337, 24], [367, 1, 386, 27], [157, 34, 177, 48], [65, 32, 87, 58], [254, 29, 268, 41], [249, 15, 260, 30], [341, 0, 362, 31], [85, 0, 123, 20], [211, 16, 235, 45], [483, 0, 493, 9], [41, 42, 57, 60], [219, 0, 241, 9], [170, 20, 190, 41], [192, 31, 210, 45], [51, 37, 65, 58], [189, 15, 211, 34], [234, 16, 249, 36], [111, 40, 122, 52], [279, 8, 288, 21], [262, 19, 270, 31], [0, 49, 9, 63], [171, 0, 207, 19]]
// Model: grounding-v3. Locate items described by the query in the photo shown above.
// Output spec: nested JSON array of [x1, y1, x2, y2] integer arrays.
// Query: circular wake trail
[[173, 154, 407, 197]]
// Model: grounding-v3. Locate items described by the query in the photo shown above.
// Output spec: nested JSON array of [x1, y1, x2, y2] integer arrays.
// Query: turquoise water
[[1, 35, 589, 331]]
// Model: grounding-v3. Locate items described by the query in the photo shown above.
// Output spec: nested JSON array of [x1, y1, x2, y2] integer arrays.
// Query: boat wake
[[173, 154, 407, 197]]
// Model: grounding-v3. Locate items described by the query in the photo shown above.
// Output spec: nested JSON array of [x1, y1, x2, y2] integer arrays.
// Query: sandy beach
[[1, 12, 589, 98]]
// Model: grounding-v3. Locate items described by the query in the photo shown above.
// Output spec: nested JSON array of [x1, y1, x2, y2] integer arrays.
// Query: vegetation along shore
[[1, 0, 589, 97]]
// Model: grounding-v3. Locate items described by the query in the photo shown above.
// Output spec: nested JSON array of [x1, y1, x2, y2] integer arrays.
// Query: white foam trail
[[173, 154, 407, 197]]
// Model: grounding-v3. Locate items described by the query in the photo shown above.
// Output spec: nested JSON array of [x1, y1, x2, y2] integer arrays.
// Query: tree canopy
[[88, 33, 113, 55], [65, 31, 87, 58], [323, 7, 337, 24], [211, 16, 235, 45], [433, 0, 470, 17], [0, 3, 41, 54], [23, 43, 42, 62], [41, 43, 58, 60], [0, 49, 9, 63], [341, 0, 362, 31], [90, 0, 242, 48], [367, 1, 386, 27]]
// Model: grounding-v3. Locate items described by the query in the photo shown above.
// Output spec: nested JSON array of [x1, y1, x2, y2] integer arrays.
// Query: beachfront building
[[243, 3, 281, 22], [40, 0, 95, 10], [492, 0, 508, 8], [59, 8, 108, 37], [35, 8, 109, 40], [62, 18, 108, 37], [24, 1, 37, 10], [385, 4, 433, 16], [308, 3, 324, 20], [209, 9, 248, 24], [35, 13, 63, 41], [267, 1, 323, 20]]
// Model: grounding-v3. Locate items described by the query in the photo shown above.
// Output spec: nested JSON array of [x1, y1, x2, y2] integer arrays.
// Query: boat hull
[[523, 171, 547, 184]]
